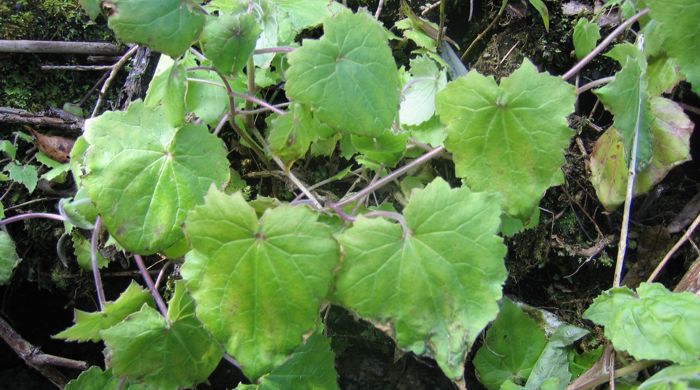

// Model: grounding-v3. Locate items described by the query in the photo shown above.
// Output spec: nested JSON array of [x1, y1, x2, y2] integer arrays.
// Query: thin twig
[[460, 0, 507, 60], [91, 45, 138, 118], [647, 211, 700, 283], [375, 0, 385, 18], [330, 146, 445, 210], [437, 0, 445, 47], [90, 217, 106, 310], [41, 65, 113, 71], [133, 254, 169, 319], [562, 8, 649, 81]]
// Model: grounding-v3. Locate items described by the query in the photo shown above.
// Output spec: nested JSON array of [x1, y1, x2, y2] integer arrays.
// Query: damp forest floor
[[1, 1, 699, 389]]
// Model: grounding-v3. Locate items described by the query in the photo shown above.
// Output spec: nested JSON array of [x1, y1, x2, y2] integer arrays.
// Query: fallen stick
[[0, 107, 83, 131], [0, 40, 123, 56], [41, 65, 113, 71], [0, 315, 89, 388]]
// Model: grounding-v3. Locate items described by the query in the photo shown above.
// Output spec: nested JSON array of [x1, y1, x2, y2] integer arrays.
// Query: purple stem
[[253, 47, 295, 54], [230, 91, 286, 115], [0, 213, 67, 226], [133, 254, 169, 319], [562, 8, 649, 81], [364, 211, 413, 239], [90, 217, 106, 310]]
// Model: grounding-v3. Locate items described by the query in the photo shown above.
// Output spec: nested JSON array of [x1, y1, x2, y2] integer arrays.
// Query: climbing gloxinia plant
[[0, 0, 696, 389]]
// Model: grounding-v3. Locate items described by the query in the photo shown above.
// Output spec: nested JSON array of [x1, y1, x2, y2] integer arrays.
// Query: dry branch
[[0, 107, 83, 131], [0, 315, 89, 388], [0, 40, 123, 56]]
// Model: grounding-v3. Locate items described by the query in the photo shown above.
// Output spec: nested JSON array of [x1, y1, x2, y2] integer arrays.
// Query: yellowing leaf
[[437, 59, 576, 221], [590, 97, 694, 211], [182, 188, 339, 380], [334, 178, 507, 380], [82, 100, 230, 254]]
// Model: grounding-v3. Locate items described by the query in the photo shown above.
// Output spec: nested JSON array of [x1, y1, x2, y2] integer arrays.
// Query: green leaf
[[646, 55, 683, 96], [71, 232, 109, 271], [181, 188, 339, 380], [286, 9, 400, 137], [524, 325, 588, 390], [351, 130, 408, 168], [104, 0, 205, 58], [437, 59, 576, 221], [241, 333, 339, 390], [400, 56, 447, 126], [395, 18, 437, 52], [637, 364, 700, 390], [584, 282, 700, 364], [101, 281, 223, 390], [37, 152, 70, 182], [186, 67, 240, 126], [4, 162, 38, 193], [0, 231, 21, 285], [590, 97, 694, 211], [82, 100, 230, 254], [267, 103, 323, 164], [568, 347, 603, 380], [334, 178, 507, 380], [594, 53, 653, 170], [274, 0, 340, 34], [60, 188, 98, 230], [528, 0, 549, 31], [148, 59, 187, 127], [65, 366, 148, 390], [79, 0, 102, 20], [0, 140, 17, 160], [54, 281, 152, 342], [201, 13, 261, 75], [474, 299, 547, 390], [648, 0, 700, 95], [573, 18, 600, 60]]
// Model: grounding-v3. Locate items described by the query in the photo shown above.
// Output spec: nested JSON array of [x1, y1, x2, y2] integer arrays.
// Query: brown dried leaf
[[26, 127, 75, 163]]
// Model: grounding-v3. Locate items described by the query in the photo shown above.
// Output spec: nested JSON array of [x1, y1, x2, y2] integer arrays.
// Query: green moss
[[0, 0, 114, 112]]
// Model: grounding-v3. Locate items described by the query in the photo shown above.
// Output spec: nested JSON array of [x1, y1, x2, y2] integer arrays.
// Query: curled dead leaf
[[26, 126, 75, 163]]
